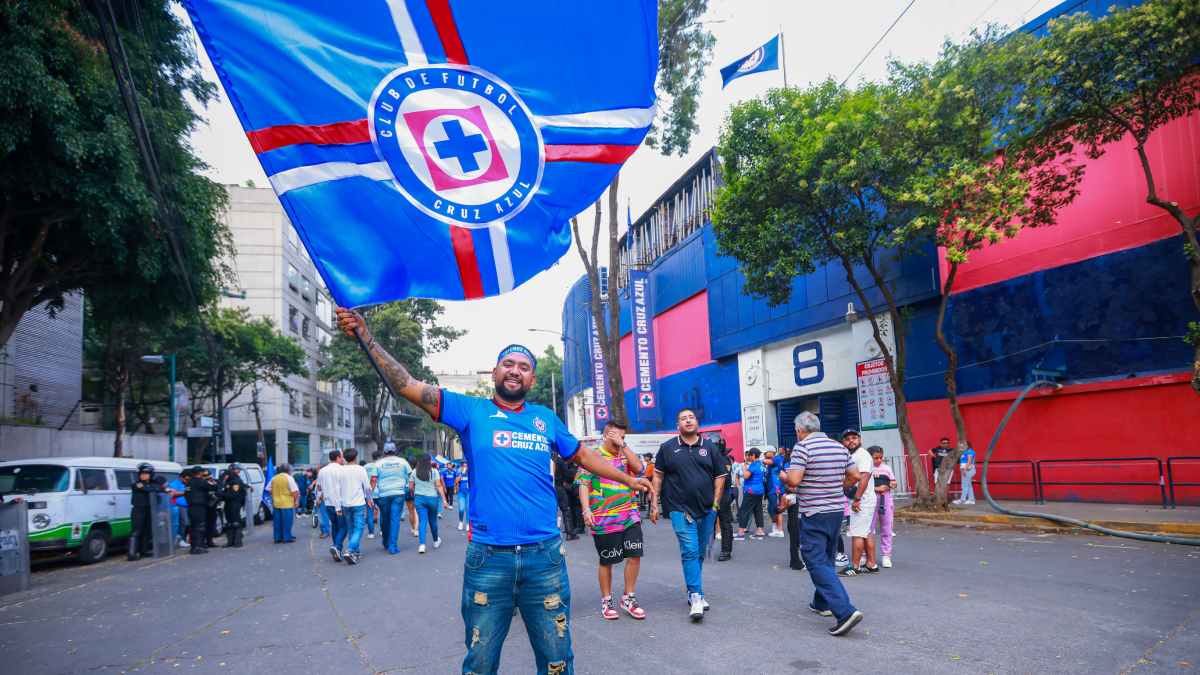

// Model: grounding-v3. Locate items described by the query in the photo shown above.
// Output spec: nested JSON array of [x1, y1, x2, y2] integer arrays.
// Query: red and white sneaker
[[621, 593, 646, 620], [601, 596, 619, 620]]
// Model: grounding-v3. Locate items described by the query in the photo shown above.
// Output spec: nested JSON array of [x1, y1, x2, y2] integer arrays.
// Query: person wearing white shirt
[[333, 448, 374, 565], [317, 450, 346, 559]]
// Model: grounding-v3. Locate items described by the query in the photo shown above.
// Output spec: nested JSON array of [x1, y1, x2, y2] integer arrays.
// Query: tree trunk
[[933, 261, 970, 509], [112, 366, 128, 458], [571, 174, 628, 426], [251, 383, 266, 455], [834, 245, 931, 505], [604, 173, 628, 425], [1132, 140, 1200, 395]]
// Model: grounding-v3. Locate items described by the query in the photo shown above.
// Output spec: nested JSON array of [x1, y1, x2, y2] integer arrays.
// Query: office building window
[[301, 276, 313, 302], [302, 316, 311, 340], [288, 305, 299, 333], [317, 294, 332, 326], [287, 224, 299, 251], [288, 392, 299, 416], [302, 393, 313, 419], [287, 263, 300, 292]]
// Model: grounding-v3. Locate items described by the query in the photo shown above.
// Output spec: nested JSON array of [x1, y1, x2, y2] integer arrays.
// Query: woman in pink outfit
[[869, 446, 897, 568]]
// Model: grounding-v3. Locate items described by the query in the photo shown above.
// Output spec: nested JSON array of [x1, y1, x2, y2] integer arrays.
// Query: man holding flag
[[336, 309, 653, 674]]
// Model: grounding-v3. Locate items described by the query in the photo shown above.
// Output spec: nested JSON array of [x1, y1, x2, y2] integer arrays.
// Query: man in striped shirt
[[783, 411, 864, 636]]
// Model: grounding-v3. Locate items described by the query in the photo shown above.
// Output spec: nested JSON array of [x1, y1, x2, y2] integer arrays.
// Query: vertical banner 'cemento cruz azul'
[[629, 271, 660, 423], [589, 309, 610, 431]]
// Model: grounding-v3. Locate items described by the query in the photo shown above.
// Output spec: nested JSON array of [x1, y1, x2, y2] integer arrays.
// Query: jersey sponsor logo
[[533, 417, 547, 433], [493, 430, 512, 448], [370, 65, 544, 228]]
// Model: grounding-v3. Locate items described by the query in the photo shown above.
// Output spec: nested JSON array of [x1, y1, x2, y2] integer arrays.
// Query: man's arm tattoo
[[369, 343, 411, 390], [420, 384, 440, 408]]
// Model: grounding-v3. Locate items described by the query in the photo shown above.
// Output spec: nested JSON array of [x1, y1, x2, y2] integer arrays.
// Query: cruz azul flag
[[629, 270, 660, 423], [720, 34, 780, 88], [184, 1, 658, 305], [588, 310, 611, 432]]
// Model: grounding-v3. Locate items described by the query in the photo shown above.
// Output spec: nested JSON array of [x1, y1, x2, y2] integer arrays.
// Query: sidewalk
[[896, 499, 1200, 537]]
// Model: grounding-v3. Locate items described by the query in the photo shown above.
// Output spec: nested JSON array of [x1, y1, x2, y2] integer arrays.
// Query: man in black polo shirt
[[651, 409, 728, 622]]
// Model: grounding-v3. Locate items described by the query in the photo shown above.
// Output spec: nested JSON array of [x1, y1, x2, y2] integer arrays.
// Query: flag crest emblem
[[371, 65, 543, 227]]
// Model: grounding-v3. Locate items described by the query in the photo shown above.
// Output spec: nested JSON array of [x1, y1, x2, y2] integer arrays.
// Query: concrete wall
[[0, 426, 170, 463]]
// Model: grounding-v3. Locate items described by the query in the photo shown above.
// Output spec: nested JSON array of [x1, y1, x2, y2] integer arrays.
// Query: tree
[[886, 31, 1084, 505], [571, 0, 715, 426], [0, 0, 231, 348], [320, 300, 463, 450], [168, 307, 307, 438], [1017, 0, 1200, 392], [714, 81, 940, 504], [526, 345, 565, 416]]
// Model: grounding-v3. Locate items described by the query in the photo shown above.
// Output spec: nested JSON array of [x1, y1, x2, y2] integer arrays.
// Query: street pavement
[[1, 510, 1197, 674]]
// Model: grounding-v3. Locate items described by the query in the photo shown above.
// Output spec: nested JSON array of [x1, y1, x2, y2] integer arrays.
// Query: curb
[[896, 510, 1200, 537]]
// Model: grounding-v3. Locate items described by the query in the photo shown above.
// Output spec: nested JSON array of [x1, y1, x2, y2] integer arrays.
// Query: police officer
[[220, 464, 249, 548], [128, 463, 166, 561], [185, 466, 216, 554]]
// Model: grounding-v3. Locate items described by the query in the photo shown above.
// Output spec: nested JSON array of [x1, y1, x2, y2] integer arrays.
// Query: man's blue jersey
[[437, 390, 579, 545]]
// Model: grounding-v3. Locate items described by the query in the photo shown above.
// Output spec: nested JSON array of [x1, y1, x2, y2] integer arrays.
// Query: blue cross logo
[[433, 119, 488, 173]]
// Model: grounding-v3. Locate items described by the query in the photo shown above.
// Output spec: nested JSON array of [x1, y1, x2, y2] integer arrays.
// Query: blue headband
[[497, 344, 537, 370]]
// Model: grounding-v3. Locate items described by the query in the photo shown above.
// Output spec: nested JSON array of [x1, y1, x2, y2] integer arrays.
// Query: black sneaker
[[790, 561, 807, 571], [329, 545, 342, 562], [829, 610, 864, 636], [346, 552, 359, 565], [838, 566, 860, 577], [863, 565, 880, 574], [808, 604, 833, 617], [717, 552, 731, 561]]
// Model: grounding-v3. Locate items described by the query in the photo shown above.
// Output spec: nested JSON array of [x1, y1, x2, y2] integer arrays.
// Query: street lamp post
[[141, 354, 177, 463]]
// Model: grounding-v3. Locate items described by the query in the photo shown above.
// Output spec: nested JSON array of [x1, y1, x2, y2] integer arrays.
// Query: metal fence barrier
[[1166, 456, 1200, 510], [1035, 456, 1168, 509]]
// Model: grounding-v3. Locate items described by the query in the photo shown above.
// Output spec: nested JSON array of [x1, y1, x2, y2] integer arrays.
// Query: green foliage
[[1186, 322, 1200, 348], [525, 345, 564, 415], [1020, 0, 1200, 155], [643, 0, 716, 156], [167, 306, 307, 411], [714, 81, 914, 304], [885, 28, 1083, 269], [0, 0, 231, 347]]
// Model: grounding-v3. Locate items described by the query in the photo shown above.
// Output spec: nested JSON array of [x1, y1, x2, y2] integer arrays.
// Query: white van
[[200, 463, 268, 527], [0, 457, 183, 564]]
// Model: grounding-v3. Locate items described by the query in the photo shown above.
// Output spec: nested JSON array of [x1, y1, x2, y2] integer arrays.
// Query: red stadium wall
[[905, 373, 1200, 505], [619, 291, 712, 383], [945, 107, 1200, 294]]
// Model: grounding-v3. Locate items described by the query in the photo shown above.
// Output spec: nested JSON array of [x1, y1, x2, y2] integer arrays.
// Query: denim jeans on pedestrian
[[342, 504, 366, 554], [327, 505, 347, 551], [171, 506, 186, 541], [377, 494, 403, 553], [668, 510, 715, 596], [366, 501, 376, 535], [415, 494, 440, 545], [800, 510, 858, 623], [457, 491, 469, 525], [273, 507, 295, 542], [960, 465, 976, 502], [318, 503, 331, 535], [461, 536, 572, 675]]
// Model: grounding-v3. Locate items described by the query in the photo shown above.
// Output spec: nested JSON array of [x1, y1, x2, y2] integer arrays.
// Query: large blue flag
[[720, 35, 780, 88], [184, 1, 658, 306]]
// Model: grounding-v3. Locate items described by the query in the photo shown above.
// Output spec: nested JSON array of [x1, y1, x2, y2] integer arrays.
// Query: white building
[[218, 185, 355, 466]]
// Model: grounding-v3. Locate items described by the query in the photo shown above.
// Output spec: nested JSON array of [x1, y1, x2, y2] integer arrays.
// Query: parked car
[[0, 457, 183, 564]]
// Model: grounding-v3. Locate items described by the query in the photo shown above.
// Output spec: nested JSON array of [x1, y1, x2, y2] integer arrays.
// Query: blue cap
[[497, 344, 537, 370]]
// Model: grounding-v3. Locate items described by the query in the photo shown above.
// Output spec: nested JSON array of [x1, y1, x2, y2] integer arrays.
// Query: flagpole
[[779, 28, 788, 88]]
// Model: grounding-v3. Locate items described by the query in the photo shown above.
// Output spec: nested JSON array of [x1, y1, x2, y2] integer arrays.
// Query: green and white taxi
[[0, 457, 182, 563]]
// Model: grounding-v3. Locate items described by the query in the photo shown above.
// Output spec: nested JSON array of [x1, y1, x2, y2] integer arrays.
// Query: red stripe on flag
[[426, 0, 469, 65], [246, 119, 370, 154], [544, 144, 639, 164], [448, 225, 485, 299]]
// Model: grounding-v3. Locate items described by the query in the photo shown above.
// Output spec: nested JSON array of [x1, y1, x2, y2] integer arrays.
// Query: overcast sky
[[184, 0, 1059, 374]]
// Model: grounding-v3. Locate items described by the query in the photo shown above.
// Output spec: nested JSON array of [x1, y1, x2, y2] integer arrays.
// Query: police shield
[[239, 484, 256, 541], [0, 500, 31, 596], [149, 493, 175, 558]]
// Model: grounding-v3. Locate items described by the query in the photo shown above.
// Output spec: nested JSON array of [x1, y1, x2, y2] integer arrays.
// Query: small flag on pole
[[720, 34, 780, 88]]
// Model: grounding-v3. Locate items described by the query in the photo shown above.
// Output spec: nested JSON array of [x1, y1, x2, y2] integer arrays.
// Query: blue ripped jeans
[[461, 536, 572, 675]]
